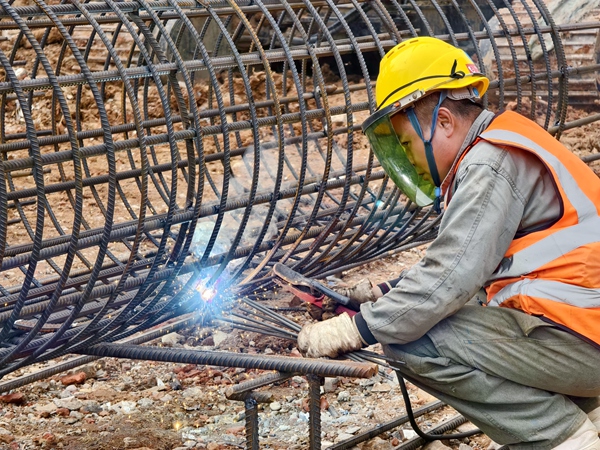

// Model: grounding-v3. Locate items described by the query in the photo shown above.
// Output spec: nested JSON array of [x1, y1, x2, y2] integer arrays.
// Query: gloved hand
[[297, 312, 365, 358], [334, 279, 377, 311]]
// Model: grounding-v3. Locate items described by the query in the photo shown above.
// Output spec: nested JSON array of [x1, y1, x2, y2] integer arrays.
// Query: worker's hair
[[412, 91, 484, 128]]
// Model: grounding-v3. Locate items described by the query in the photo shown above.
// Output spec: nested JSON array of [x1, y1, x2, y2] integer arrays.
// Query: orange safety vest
[[450, 111, 600, 345]]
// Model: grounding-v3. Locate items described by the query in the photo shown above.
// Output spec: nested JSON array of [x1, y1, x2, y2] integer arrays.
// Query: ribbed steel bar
[[307, 374, 322, 450], [79, 343, 377, 378], [0, 0, 596, 374], [244, 397, 260, 450]]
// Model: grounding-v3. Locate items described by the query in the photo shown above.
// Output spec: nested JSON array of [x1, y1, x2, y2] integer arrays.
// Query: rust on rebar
[[0, 0, 596, 376]]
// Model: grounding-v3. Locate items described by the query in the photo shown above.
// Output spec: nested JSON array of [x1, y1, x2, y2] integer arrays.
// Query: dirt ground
[[0, 16, 599, 450]]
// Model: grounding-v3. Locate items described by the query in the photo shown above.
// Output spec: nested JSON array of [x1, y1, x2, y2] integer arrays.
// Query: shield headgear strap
[[406, 90, 448, 212]]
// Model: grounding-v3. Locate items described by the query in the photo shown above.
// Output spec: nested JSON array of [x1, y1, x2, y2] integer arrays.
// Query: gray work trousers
[[383, 305, 600, 449]]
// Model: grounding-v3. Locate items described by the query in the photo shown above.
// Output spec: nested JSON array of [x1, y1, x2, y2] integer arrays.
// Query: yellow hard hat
[[376, 36, 489, 111]]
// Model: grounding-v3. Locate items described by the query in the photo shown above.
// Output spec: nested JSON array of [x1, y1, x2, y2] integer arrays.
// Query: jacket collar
[[440, 109, 495, 197]]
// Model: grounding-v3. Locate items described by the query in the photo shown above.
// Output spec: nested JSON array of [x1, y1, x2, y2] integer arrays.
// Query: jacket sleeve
[[354, 145, 534, 346]]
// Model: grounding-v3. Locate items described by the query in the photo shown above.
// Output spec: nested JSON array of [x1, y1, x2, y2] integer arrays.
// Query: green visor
[[362, 108, 436, 207]]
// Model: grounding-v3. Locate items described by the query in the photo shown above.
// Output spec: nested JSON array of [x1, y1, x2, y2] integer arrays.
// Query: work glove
[[333, 279, 377, 311], [297, 312, 365, 358]]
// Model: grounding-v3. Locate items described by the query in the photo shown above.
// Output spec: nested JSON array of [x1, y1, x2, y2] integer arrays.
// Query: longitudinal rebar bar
[[79, 342, 378, 378], [0, 0, 597, 374]]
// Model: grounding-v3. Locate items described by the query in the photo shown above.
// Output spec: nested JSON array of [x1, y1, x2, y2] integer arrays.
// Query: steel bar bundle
[[0, 0, 597, 374]]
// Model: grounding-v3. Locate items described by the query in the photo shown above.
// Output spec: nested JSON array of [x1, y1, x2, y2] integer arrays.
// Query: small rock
[[459, 444, 474, 450], [335, 432, 354, 442], [362, 436, 393, 450], [79, 364, 98, 379], [212, 330, 229, 346], [0, 393, 25, 405], [301, 398, 310, 412], [160, 394, 173, 403], [69, 411, 84, 421], [391, 437, 400, 446], [337, 391, 351, 402], [161, 332, 184, 346], [345, 426, 361, 434], [402, 429, 417, 439], [54, 397, 83, 411], [61, 372, 86, 386], [56, 408, 70, 417], [137, 398, 154, 408], [292, 376, 305, 384], [32, 382, 50, 392], [323, 377, 339, 393], [0, 427, 15, 444], [36, 403, 58, 417], [320, 397, 329, 410], [60, 386, 77, 398], [371, 382, 392, 393], [457, 422, 479, 433], [423, 441, 451, 449], [269, 401, 281, 411], [112, 401, 138, 414], [80, 401, 102, 414], [207, 442, 220, 450]]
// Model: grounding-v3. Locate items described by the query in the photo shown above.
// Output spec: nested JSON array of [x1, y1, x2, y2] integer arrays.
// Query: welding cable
[[395, 371, 480, 442]]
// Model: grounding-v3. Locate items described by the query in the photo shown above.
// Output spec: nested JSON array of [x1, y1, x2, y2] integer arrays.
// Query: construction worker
[[296, 37, 600, 449]]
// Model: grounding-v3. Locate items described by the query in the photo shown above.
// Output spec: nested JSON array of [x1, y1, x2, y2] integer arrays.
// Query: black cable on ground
[[395, 370, 481, 442]]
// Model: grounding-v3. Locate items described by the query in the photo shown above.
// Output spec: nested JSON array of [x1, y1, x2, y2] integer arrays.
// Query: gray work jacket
[[354, 110, 562, 346]]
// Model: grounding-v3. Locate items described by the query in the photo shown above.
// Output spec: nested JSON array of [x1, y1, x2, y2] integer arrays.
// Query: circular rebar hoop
[[0, 0, 598, 373]]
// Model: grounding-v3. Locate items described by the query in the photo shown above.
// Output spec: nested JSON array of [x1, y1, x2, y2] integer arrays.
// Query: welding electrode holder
[[271, 263, 358, 316]]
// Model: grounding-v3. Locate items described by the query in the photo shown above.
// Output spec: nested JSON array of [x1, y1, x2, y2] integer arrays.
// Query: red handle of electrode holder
[[279, 283, 357, 317]]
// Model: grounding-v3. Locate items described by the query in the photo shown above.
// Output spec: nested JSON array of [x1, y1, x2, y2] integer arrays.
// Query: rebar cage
[[0, 0, 598, 374]]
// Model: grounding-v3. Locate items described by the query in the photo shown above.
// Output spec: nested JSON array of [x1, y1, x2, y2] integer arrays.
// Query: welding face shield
[[362, 91, 437, 207]]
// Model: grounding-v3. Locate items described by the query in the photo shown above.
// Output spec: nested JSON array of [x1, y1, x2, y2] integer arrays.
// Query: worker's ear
[[436, 107, 455, 138]]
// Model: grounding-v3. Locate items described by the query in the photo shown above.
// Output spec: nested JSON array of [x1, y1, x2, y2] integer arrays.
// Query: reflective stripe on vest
[[488, 279, 600, 308], [476, 112, 600, 344], [481, 128, 599, 279]]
